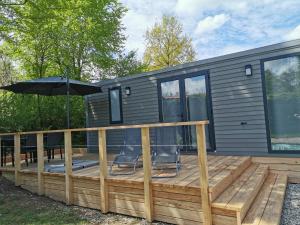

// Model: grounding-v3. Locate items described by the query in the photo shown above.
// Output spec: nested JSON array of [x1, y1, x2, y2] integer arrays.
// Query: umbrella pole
[[66, 74, 70, 129]]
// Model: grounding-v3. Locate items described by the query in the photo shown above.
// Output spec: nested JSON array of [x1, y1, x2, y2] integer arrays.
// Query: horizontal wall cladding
[[86, 41, 300, 155], [86, 76, 159, 151]]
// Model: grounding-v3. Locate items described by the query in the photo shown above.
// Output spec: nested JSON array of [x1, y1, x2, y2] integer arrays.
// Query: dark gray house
[[85, 39, 300, 156]]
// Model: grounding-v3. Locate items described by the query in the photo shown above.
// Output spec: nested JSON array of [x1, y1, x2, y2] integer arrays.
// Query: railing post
[[98, 129, 108, 213], [141, 127, 153, 222], [14, 133, 21, 186], [37, 133, 44, 195], [196, 124, 212, 225], [64, 130, 73, 205]]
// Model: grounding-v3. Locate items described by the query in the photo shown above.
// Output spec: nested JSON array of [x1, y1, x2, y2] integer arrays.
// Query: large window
[[158, 72, 215, 152], [264, 55, 300, 151], [109, 87, 123, 124]]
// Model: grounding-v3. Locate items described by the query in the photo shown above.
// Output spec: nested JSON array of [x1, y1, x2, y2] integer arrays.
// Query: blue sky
[[120, 0, 300, 60]]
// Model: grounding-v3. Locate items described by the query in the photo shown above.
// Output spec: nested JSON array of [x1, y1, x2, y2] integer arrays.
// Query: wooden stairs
[[211, 159, 287, 225]]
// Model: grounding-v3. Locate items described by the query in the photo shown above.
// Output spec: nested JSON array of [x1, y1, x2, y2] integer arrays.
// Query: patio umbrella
[[0, 76, 102, 128]]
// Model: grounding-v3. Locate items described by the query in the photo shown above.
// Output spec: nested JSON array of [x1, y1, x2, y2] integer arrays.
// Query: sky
[[120, 0, 300, 60]]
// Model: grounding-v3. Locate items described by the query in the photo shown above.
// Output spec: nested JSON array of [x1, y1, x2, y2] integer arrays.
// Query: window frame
[[108, 86, 123, 124], [261, 53, 300, 154], [157, 70, 216, 152]]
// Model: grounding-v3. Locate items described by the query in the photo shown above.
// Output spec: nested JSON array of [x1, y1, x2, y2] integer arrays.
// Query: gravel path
[[281, 184, 300, 225]]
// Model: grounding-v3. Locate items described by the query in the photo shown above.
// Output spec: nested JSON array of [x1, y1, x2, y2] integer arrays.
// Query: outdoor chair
[[45, 133, 64, 162], [1, 137, 15, 167], [22, 134, 37, 164], [152, 126, 181, 178], [109, 128, 142, 176], [1, 136, 32, 167]]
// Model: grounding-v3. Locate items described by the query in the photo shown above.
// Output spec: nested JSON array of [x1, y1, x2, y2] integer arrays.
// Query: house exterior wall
[[85, 39, 300, 155]]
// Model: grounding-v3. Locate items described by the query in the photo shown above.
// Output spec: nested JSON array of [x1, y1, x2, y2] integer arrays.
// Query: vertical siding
[[86, 41, 300, 155]]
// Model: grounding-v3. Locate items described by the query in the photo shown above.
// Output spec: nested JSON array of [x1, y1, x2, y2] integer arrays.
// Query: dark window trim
[[108, 86, 123, 124], [157, 70, 216, 151], [260, 52, 300, 154]]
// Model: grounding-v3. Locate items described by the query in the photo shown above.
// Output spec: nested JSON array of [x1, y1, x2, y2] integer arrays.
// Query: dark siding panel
[[86, 43, 300, 155]]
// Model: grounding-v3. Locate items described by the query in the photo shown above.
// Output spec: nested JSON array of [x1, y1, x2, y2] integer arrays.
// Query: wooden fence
[[0, 120, 212, 225]]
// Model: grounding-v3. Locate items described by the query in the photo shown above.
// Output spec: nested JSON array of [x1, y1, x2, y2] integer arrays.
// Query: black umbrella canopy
[[0, 76, 102, 129], [0, 76, 102, 96]]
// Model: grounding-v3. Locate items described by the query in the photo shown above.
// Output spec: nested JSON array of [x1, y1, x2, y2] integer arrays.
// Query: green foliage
[[0, 0, 134, 132], [101, 51, 147, 79], [143, 15, 196, 71]]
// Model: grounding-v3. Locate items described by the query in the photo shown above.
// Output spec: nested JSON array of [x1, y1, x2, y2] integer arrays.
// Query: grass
[[0, 175, 88, 225], [0, 174, 155, 225], [0, 199, 88, 225]]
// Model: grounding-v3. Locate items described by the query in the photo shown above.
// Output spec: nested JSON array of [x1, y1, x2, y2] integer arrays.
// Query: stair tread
[[212, 164, 268, 212], [208, 157, 251, 187], [242, 173, 287, 225]]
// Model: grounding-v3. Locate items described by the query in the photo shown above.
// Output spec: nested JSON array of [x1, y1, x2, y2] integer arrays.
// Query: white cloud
[[218, 44, 253, 56], [122, 10, 155, 57], [175, 0, 249, 17], [194, 14, 230, 36], [120, 0, 300, 62], [285, 25, 300, 40], [120, 0, 177, 58], [175, 0, 208, 16]]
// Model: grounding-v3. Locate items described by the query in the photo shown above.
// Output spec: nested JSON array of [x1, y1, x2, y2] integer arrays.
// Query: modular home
[[85, 39, 300, 156]]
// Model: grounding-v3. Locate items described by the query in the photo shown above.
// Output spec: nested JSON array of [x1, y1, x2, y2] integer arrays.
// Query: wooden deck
[[0, 154, 289, 225], [0, 121, 294, 225]]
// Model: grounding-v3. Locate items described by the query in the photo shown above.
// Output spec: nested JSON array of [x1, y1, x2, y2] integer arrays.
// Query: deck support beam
[[98, 129, 108, 213], [141, 127, 153, 222], [37, 133, 44, 195], [64, 130, 73, 205], [196, 124, 212, 225], [14, 133, 21, 186]]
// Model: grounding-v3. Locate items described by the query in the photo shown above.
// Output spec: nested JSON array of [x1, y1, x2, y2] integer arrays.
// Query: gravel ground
[[0, 175, 170, 225], [281, 184, 300, 225]]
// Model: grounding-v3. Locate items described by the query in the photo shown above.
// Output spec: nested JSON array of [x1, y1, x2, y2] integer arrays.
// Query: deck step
[[209, 156, 252, 201], [242, 173, 287, 225], [212, 164, 269, 225]]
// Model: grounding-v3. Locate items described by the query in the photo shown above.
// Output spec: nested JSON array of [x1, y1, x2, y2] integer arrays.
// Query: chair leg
[[4, 151, 6, 166], [25, 153, 28, 167], [12, 152, 14, 167], [47, 149, 51, 163], [60, 147, 63, 160], [109, 162, 138, 176], [30, 152, 33, 163], [34, 151, 37, 163]]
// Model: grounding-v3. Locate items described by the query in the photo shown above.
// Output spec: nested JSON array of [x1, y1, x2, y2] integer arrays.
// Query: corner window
[[109, 87, 123, 124], [263, 55, 300, 151]]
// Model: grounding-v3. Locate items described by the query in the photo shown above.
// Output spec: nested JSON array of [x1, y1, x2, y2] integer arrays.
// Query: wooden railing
[[0, 120, 212, 225]]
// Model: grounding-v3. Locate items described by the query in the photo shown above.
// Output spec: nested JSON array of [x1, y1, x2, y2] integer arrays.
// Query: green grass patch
[[0, 177, 88, 225]]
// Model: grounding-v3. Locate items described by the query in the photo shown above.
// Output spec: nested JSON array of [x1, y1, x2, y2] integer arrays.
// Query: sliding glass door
[[158, 72, 214, 152], [184, 75, 211, 150], [263, 55, 300, 152]]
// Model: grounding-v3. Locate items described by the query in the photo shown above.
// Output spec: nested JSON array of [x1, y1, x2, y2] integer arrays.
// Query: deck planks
[[242, 173, 287, 225], [2, 154, 291, 225]]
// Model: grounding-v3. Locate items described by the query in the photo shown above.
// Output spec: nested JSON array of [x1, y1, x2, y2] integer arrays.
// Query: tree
[[0, 45, 17, 86], [143, 15, 196, 71], [99, 51, 146, 79], [0, 0, 127, 131]]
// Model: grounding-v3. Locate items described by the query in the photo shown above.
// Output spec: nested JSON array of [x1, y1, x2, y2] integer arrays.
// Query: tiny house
[[85, 39, 300, 156]]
